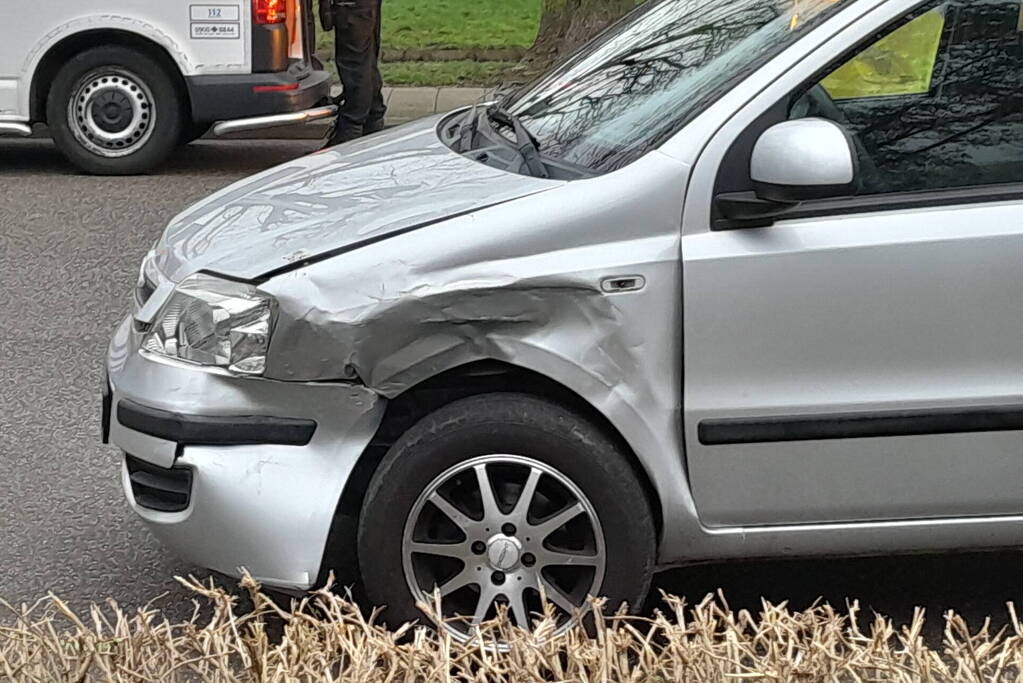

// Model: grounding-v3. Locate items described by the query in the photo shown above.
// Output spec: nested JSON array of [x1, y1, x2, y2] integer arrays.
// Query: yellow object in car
[[822, 8, 946, 99]]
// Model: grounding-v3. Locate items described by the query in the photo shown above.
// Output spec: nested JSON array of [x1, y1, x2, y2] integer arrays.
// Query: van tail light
[[254, 0, 287, 24], [253, 83, 300, 93]]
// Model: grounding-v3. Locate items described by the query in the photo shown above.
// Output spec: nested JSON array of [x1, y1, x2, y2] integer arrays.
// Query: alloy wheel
[[402, 454, 606, 639]]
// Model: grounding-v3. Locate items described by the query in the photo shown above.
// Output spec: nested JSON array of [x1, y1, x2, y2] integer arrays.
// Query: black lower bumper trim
[[185, 69, 331, 122], [126, 455, 193, 513], [101, 375, 112, 445], [117, 400, 316, 446]]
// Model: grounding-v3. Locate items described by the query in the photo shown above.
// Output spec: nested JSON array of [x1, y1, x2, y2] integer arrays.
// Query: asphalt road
[[2, 138, 1023, 638]]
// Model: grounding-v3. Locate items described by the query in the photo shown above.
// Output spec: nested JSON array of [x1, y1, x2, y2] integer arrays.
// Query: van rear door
[[252, 0, 317, 74], [290, 0, 321, 71]]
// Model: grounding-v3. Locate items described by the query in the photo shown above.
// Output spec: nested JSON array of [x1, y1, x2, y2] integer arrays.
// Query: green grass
[[380, 60, 512, 86], [316, 0, 541, 54], [383, 0, 541, 50], [315, 0, 541, 87]]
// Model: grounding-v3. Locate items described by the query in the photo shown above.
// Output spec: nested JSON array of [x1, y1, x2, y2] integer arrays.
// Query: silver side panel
[[675, 0, 1023, 544], [684, 203, 1023, 526]]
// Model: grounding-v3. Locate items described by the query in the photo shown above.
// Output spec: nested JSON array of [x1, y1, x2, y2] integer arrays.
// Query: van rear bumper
[[211, 105, 337, 136], [186, 69, 332, 123]]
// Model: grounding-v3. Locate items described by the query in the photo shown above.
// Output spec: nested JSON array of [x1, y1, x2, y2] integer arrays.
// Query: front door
[[682, 0, 1023, 527]]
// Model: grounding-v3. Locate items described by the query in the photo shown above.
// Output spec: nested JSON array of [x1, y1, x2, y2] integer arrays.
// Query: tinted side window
[[792, 0, 1023, 195]]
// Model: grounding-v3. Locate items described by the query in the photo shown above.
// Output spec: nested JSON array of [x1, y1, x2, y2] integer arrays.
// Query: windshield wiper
[[486, 105, 550, 179]]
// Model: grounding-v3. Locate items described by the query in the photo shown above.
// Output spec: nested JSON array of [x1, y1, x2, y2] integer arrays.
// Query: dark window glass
[[792, 0, 1023, 194]]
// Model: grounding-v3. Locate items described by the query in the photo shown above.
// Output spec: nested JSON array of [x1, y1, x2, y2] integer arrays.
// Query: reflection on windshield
[[507, 0, 850, 173]]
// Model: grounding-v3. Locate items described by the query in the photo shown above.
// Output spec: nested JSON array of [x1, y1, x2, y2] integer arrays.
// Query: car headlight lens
[[142, 273, 275, 376]]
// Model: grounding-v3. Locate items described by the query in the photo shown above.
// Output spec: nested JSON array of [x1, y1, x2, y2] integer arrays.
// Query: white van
[[0, 1, 333, 174]]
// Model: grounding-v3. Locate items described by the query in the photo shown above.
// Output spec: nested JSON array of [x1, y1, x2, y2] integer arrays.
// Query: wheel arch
[[28, 28, 191, 123], [318, 359, 665, 591]]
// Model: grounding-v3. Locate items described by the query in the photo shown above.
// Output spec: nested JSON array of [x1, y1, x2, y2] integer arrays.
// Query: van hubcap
[[402, 455, 606, 639], [69, 68, 155, 158]]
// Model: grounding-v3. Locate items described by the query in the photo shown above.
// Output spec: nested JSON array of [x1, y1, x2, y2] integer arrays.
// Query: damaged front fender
[[258, 147, 685, 410], [268, 274, 642, 398], [257, 151, 697, 565]]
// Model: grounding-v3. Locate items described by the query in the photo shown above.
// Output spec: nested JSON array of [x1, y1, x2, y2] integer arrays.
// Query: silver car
[[105, 0, 1023, 634]]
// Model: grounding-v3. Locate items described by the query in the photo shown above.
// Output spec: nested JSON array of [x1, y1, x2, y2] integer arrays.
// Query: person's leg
[[365, 0, 387, 134], [330, 0, 378, 145]]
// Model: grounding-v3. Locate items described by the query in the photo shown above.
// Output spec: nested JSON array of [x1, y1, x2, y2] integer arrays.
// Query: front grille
[[126, 455, 193, 513]]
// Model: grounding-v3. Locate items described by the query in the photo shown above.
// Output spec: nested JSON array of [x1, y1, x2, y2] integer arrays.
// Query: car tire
[[47, 47, 184, 175], [181, 121, 211, 145], [357, 393, 656, 638]]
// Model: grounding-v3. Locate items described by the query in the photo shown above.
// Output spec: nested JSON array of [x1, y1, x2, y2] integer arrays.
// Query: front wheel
[[357, 394, 656, 639], [47, 47, 183, 175]]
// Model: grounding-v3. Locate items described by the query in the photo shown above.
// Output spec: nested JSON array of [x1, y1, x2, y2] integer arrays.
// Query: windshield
[[504, 0, 854, 173]]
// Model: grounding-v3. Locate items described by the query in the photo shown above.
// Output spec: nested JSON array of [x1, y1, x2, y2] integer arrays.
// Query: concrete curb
[[218, 86, 493, 140]]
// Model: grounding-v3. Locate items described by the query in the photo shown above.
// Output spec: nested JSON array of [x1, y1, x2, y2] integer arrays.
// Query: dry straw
[[2, 573, 1023, 681]]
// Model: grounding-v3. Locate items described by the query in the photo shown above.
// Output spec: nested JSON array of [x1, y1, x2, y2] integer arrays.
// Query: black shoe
[[322, 123, 362, 150]]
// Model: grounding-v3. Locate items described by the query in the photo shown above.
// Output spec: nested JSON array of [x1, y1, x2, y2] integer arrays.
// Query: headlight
[[142, 273, 275, 376]]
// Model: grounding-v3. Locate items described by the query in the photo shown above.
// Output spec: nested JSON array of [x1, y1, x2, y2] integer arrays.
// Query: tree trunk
[[521, 0, 634, 73]]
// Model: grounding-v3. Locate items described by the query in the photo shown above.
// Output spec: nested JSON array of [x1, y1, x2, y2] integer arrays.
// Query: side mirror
[[714, 118, 858, 230], [751, 118, 857, 202]]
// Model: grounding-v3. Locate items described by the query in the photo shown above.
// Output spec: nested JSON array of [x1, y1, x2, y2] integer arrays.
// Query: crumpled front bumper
[[105, 316, 385, 591]]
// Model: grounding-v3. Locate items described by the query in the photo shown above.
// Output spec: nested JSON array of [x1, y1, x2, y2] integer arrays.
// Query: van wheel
[[357, 394, 656, 639], [181, 121, 211, 144], [47, 47, 183, 175]]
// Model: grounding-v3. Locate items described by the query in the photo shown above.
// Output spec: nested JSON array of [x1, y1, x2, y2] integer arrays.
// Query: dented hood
[[154, 116, 561, 281]]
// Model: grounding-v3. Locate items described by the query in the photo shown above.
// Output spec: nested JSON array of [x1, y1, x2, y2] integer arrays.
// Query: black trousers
[[332, 0, 386, 141]]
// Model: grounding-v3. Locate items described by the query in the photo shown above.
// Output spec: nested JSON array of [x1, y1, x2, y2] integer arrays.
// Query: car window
[[821, 9, 946, 99], [791, 0, 1023, 195]]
